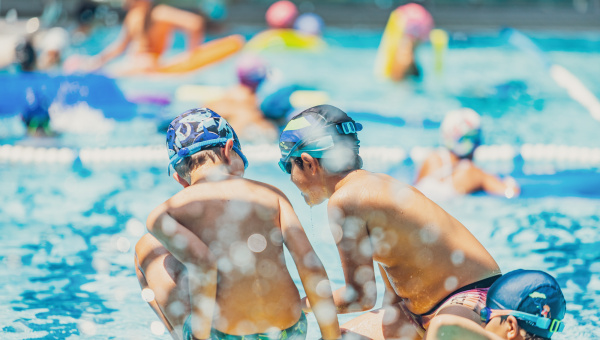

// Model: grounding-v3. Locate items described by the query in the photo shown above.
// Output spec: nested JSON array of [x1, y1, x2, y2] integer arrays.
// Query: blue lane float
[[0, 73, 136, 121]]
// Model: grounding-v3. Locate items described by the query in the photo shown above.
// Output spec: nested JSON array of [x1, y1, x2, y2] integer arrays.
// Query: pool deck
[[225, 3, 600, 31], [1, 1, 599, 32]]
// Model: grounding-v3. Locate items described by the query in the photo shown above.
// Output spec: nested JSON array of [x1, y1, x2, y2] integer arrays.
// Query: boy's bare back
[[328, 170, 500, 314], [151, 178, 302, 334]]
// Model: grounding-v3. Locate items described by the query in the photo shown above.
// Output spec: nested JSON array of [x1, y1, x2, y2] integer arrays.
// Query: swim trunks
[[397, 275, 501, 336], [183, 312, 307, 340]]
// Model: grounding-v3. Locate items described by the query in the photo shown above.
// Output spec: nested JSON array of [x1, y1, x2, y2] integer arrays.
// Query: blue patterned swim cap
[[166, 108, 248, 175]]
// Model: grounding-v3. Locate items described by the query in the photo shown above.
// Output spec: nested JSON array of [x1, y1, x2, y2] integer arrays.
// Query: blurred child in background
[[206, 54, 279, 142], [415, 108, 520, 200], [389, 3, 434, 80]]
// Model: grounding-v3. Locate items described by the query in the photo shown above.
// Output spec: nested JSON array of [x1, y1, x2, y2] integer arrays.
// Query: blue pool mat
[[512, 170, 600, 198], [0, 73, 136, 120]]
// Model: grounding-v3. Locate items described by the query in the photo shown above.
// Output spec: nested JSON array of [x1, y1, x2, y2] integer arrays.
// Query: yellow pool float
[[245, 29, 325, 51]]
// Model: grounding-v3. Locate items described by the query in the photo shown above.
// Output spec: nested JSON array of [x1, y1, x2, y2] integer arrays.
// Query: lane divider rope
[[1, 144, 600, 167]]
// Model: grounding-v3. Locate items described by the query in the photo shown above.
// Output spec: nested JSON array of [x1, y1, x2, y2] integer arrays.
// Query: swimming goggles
[[480, 307, 565, 333], [278, 121, 362, 175], [168, 137, 249, 176], [278, 135, 334, 174]]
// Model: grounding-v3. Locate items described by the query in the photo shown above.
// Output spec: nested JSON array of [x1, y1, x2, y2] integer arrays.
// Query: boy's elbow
[[146, 210, 168, 236]]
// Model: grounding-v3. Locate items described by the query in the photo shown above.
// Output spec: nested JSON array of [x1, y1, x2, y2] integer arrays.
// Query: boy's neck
[[190, 164, 239, 185], [330, 169, 362, 195]]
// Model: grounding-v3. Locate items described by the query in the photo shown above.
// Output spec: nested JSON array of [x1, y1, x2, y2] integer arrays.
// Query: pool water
[[1, 27, 600, 339]]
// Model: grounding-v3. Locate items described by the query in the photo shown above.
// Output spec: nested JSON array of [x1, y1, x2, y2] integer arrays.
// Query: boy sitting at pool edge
[[134, 108, 342, 340], [426, 269, 566, 340], [278, 105, 502, 339]]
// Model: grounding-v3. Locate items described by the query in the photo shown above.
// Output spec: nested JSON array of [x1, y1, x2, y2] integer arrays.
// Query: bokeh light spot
[[150, 321, 165, 335], [78, 320, 97, 335], [116, 237, 131, 252], [141, 288, 155, 302], [247, 234, 267, 253], [444, 276, 458, 291]]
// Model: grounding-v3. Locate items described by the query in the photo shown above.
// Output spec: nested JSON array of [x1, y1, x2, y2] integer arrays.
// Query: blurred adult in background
[[389, 3, 434, 80], [66, 0, 205, 75], [206, 54, 279, 142], [415, 109, 520, 200]]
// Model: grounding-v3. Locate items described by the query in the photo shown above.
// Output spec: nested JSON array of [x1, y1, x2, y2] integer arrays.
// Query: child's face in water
[[290, 156, 328, 206]]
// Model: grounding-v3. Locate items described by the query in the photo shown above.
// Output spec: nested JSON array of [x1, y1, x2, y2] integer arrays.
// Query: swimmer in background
[[206, 54, 279, 143], [14, 39, 37, 72], [247, 0, 325, 50], [415, 108, 520, 201], [265, 0, 324, 36], [69, 0, 205, 75], [389, 3, 434, 80], [73, 0, 100, 40], [37, 27, 70, 70], [134, 108, 342, 340], [426, 269, 566, 340], [21, 87, 54, 137], [279, 105, 502, 339], [265, 0, 298, 30]]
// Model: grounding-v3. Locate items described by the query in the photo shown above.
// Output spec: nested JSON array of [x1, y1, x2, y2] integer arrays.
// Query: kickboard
[[156, 35, 245, 74]]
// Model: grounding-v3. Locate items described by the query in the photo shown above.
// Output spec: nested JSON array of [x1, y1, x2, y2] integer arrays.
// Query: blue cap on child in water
[[166, 108, 248, 175]]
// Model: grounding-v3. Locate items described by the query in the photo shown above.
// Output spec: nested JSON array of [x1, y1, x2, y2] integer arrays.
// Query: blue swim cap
[[487, 270, 566, 338], [278, 105, 362, 173], [294, 13, 324, 35], [166, 108, 248, 175]]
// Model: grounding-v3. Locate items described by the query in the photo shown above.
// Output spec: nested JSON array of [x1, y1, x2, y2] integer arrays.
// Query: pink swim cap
[[395, 3, 434, 41], [266, 1, 298, 29]]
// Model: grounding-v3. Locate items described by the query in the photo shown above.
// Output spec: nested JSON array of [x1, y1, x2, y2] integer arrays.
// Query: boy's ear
[[300, 152, 319, 175], [172, 172, 190, 188], [221, 139, 235, 165], [505, 316, 520, 340]]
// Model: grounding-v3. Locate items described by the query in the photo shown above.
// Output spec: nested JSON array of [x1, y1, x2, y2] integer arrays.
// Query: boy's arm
[[147, 206, 216, 340], [426, 314, 505, 340], [278, 195, 341, 340], [326, 201, 377, 314]]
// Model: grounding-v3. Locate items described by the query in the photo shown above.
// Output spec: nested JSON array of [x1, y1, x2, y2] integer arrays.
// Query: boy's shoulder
[[242, 178, 290, 201], [329, 171, 413, 211], [182, 177, 290, 202]]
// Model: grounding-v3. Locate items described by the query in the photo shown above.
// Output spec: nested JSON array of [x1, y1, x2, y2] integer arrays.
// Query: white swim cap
[[441, 108, 481, 157], [41, 27, 69, 53]]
